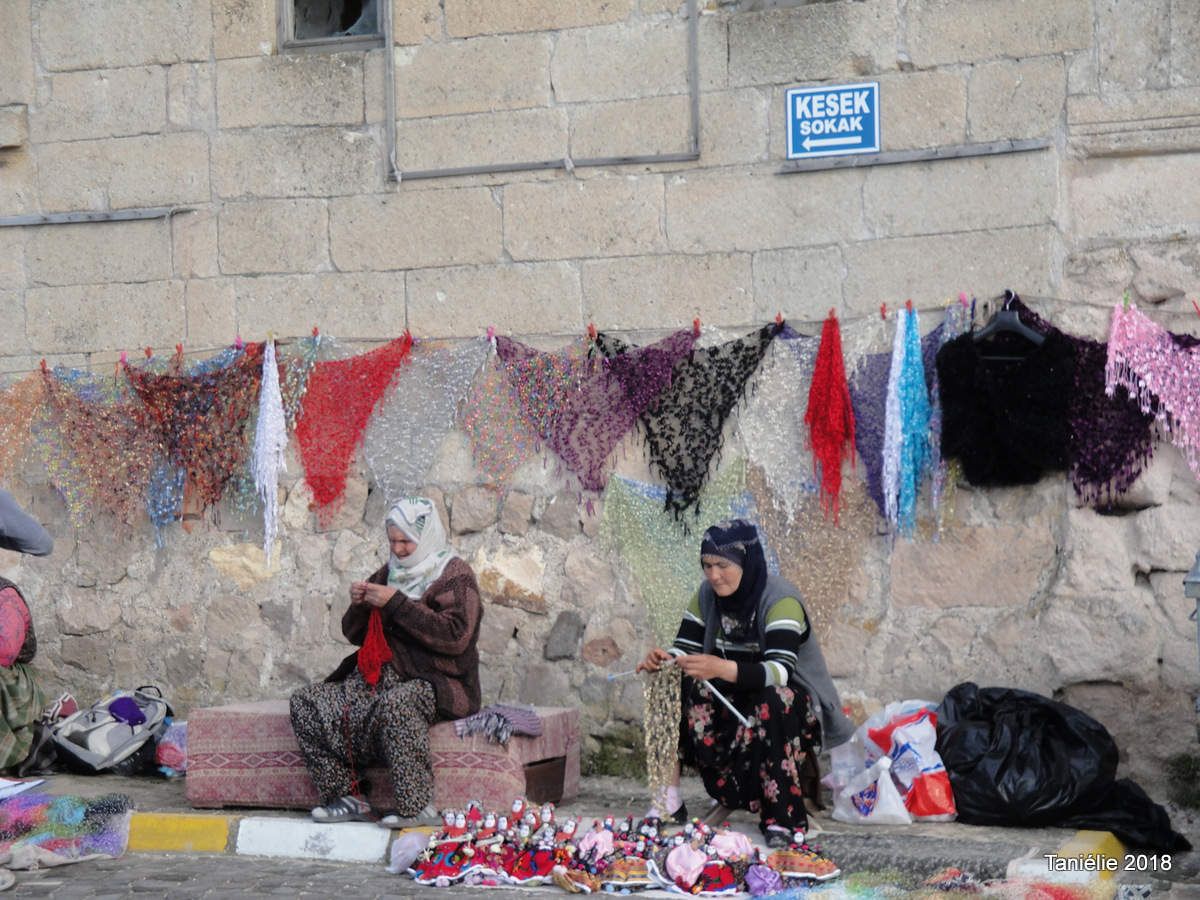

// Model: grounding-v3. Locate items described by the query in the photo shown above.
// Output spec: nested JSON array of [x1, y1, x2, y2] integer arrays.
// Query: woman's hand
[[636, 647, 673, 673], [674, 653, 738, 683], [359, 583, 396, 608], [349, 581, 369, 604]]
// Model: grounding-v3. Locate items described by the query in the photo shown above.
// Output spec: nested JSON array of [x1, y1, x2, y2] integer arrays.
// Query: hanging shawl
[[364, 339, 488, 501], [252, 340, 287, 561], [937, 314, 1075, 486], [597, 325, 778, 520], [896, 308, 931, 535], [849, 350, 890, 518], [460, 347, 539, 487], [492, 330, 696, 494], [804, 312, 856, 520], [922, 305, 971, 523], [599, 460, 752, 644], [295, 335, 413, 521], [124, 343, 264, 510], [0, 375, 44, 486], [738, 325, 819, 521], [881, 312, 906, 528], [1105, 302, 1200, 481], [36, 366, 164, 528]]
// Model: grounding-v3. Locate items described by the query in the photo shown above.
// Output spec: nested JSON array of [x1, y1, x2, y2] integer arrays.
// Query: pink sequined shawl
[[1106, 303, 1200, 478]]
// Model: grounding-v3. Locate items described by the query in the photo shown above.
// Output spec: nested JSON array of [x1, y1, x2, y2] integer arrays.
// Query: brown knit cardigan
[[326, 557, 483, 721]]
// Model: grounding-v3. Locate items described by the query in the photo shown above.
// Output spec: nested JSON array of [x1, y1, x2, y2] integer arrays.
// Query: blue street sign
[[785, 82, 880, 160]]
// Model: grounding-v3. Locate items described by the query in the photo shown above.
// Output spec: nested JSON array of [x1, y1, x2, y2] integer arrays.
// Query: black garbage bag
[[936, 682, 1191, 853]]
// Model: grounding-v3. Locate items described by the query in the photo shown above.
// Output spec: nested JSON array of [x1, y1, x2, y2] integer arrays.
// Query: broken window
[[280, 0, 382, 50]]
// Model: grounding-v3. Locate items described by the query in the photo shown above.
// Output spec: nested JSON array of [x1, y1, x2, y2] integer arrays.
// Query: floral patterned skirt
[[679, 677, 821, 833]]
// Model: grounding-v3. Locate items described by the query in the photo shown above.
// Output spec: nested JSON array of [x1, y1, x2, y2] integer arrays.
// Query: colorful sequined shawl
[[597, 325, 777, 520], [124, 344, 265, 511]]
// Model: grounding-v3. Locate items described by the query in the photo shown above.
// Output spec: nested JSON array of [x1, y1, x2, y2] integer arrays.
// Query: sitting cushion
[[0, 587, 29, 668]]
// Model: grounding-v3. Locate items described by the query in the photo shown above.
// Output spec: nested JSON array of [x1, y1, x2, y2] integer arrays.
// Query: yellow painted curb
[[128, 812, 236, 853], [1054, 829, 1126, 880]]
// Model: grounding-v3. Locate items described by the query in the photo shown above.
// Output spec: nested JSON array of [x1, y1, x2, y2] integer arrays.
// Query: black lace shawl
[[597, 325, 777, 519]]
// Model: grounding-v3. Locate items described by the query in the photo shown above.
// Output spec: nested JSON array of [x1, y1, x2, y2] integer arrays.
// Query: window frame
[[277, 0, 385, 54]]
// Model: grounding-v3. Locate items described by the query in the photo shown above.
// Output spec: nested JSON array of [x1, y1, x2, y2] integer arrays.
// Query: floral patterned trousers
[[680, 677, 821, 833]]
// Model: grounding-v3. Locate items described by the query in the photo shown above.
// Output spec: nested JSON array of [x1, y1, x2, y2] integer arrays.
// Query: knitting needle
[[605, 662, 752, 728]]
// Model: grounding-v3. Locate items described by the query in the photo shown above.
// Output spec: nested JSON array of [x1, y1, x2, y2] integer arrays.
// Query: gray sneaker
[[377, 804, 439, 829], [311, 795, 372, 824]]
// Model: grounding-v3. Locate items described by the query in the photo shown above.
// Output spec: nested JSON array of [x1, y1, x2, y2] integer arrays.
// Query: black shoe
[[666, 802, 688, 825]]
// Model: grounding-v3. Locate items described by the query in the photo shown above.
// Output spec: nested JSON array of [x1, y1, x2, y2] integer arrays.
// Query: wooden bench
[[185, 700, 580, 812]]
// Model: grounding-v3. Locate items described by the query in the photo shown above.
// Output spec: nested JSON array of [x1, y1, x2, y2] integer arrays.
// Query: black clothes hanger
[[972, 289, 1046, 360]]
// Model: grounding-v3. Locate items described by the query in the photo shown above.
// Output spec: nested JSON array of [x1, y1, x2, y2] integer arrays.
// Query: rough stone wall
[[1, 0, 1199, 791]]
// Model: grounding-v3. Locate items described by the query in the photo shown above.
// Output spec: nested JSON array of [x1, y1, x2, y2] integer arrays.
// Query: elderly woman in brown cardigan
[[290, 496, 483, 826]]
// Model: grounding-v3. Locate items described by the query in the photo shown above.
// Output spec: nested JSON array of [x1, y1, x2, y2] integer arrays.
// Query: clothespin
[[486, 325, 496, 345], [587, 322, 598, 340], [880, 303, 888, 320], [312, 326, 320, 337], [234, 334, 244, 350], [775, 311, 783, 326], [1192, 298, 1200, 320], [958, 292, 969, 308], [905, 299, 913, 313], [119, 351, 128, 367], [144, 347, 153, 359], [828, 307, 836, 319], [692, 317, 701, 337], [39, 359, 47, 373], [1122, 290, 1131, 310]]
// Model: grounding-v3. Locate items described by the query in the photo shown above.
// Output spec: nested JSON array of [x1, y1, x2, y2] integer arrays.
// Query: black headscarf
[[700, 519, 769, 641]]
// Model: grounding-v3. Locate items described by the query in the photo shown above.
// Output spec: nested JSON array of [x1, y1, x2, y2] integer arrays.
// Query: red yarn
[[804, 312, 856, 521], [357, 607, 392, 686], [295, 335, 412, 522]]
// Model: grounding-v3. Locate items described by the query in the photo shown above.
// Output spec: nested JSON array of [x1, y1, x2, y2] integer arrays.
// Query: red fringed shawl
[[358, 607, 392, 686], [124, 343, 264, 511], [804, 312, 856, 520], [295, 335, 413, 520]]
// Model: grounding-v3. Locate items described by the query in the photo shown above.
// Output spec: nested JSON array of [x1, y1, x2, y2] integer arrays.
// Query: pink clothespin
[[486, 325, 496, 343], [775, 311, 783, 326], [1191, 299, 1200, 319], [234, 334, 244, 350], [693, 317, 701, 337], [119, 351, 128, 366], [312, 326, 320, 337], [880, 303, 888, 320], [958, 292, 969, 308], [586, 323, 598, 340]]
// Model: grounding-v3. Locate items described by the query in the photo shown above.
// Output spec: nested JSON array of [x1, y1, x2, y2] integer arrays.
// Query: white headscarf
[[385, 497, 455, 599]]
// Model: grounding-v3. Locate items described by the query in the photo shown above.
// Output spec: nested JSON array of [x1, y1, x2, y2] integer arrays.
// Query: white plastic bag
[[857, 699, 957, 822], [831, 755, 912, 825]]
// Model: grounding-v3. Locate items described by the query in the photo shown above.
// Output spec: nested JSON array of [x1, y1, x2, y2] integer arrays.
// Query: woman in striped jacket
[[637, 519, 854, 848]]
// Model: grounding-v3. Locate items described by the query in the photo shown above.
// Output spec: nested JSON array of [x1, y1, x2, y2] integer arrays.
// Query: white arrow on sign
[[802, 135, 863, 151]]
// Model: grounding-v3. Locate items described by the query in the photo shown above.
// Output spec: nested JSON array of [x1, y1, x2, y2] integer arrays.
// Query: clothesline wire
[[1, 292, 1196, 380]]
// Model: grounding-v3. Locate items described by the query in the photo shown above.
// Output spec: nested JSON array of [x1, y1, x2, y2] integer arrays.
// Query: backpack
[[51, 686, 173, 774]]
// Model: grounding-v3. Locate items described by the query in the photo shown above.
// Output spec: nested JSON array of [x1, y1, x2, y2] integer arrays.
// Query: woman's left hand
[[361, 583, 397, 608], [674, 654, 738, 684]]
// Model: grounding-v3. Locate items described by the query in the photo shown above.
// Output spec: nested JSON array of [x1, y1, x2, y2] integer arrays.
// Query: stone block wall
[[1, 0, 1199, 791]]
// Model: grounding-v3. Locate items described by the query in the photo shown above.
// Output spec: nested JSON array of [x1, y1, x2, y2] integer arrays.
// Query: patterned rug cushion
[[185, 700, 579, 811]]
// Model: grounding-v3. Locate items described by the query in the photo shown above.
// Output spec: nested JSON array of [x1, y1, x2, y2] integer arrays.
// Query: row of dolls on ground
[[389, 797, 841, 893]]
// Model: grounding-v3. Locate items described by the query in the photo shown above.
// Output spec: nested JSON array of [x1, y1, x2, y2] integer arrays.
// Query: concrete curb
[[126, 812, 409, 863]]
